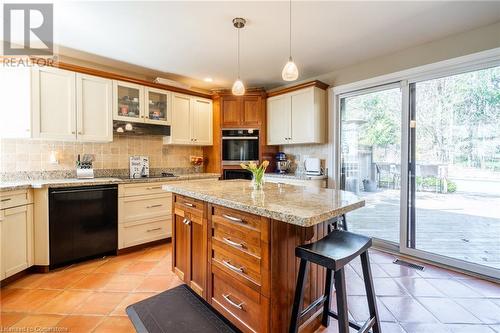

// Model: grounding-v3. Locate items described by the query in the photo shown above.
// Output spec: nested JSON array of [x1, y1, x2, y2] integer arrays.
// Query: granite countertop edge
[[164, 184, 365, 227], [265, 173, 327, 180], [0, 173, 221, 192]]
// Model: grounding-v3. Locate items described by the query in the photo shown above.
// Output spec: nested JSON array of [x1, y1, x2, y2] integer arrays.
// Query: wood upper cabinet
[[172, 195, 208, 298], [221, 94, 264, 128], [267, 85, 326, 145]]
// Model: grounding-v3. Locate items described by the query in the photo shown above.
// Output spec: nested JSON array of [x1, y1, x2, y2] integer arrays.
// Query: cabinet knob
[[71, 131, 75, 134], [78, 131, 82, 135]]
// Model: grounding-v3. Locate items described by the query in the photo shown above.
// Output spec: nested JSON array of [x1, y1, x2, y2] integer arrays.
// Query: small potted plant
[[190, 156, 204, 173], [240, 160, 269, 190]]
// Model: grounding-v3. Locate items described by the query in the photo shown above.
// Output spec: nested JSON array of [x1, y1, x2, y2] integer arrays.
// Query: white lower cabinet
[[118, 182, 172, 249], [0, 190, 34, 280]]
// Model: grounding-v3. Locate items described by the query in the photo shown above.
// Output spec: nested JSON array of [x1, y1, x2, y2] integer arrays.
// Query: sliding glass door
[[339, 85, 402, 244], [407, 65, 500, 273], [338, 63, 500, 278]]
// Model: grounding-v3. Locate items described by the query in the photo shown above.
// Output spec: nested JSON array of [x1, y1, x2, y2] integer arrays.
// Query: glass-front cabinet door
[[113, 81, 145, 122], [145, 87, 171, 125]]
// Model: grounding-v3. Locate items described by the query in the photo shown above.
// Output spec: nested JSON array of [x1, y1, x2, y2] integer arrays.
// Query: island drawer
[[211, 266, 269, 333], [212, 239, 261, 287], [211, 205, 263, 236], [174, 194, 205, 218], [212, 221, 261, 256]]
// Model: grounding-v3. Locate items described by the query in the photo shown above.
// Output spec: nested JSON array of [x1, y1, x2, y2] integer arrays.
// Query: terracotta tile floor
[[1, 242, 499, 333]]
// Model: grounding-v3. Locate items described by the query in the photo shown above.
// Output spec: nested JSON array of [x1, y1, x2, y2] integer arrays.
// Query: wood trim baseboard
[[29, 57, 213, 99], [116, 237, 171, 255], [267, 80, 329, 97]]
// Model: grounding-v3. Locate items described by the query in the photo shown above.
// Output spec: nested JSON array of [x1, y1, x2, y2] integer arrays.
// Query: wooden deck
[[347, 189, 500, 269]]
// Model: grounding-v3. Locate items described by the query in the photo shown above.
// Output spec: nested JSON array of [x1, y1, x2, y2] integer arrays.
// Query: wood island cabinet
[[172, 193, 328, 333], [172, 194, 208, 298]]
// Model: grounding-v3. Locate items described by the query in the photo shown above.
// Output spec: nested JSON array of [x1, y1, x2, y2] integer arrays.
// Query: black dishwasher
[[49, 185, 118, 269]]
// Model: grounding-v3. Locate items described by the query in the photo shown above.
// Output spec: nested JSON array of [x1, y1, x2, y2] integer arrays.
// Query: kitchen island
[[163, 180, 364, 333]]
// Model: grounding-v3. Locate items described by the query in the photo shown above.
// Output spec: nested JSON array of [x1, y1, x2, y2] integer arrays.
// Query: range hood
[[113, 121, 170, 136]]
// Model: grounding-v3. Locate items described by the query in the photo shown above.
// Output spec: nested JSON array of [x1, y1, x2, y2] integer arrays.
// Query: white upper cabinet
[[145, 87, 171, 125], [0, 66, 32, 138], [32, 67, 113, 142], [76, 74, 113, 142], [32, 67, 77, 141], [267, 95, 291, 145], [267, 86, 326, 145], [164, 93, 213, 146], [113, 80, 145, 123], [169, 93, 192, 145], [192, 98, 213, 145]]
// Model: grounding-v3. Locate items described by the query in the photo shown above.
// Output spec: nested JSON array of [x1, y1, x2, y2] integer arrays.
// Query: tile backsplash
[[279, 144, 330, 172], [0, 135, 203, 173]]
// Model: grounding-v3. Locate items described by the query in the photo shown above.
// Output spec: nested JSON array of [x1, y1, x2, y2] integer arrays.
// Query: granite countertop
[[0, 173, 221, 191], [163, 180, 364, 227], [265, 172, 327, 180]]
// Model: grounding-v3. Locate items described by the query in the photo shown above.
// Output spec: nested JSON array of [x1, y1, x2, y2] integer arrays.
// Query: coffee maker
[[275, 152, 291, 174]]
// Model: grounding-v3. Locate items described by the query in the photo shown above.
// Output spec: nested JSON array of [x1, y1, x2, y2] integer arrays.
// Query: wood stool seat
[[289, 230, 381, 333], [296, 230, 371, 271]]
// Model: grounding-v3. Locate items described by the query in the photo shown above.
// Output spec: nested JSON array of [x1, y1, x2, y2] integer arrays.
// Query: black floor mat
[[126, 284, 240, 333]]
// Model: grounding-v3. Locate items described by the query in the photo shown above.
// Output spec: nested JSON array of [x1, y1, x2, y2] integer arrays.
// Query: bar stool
[[329, 213, 348, 232], [289, 230, 381, 333]]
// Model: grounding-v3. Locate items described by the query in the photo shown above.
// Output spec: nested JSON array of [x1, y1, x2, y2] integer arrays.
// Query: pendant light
[[282, 0, 299, 81], [232, 18, 246, 96]]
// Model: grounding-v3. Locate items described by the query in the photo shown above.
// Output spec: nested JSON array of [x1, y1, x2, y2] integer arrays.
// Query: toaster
[[304, 157, 322, 176]]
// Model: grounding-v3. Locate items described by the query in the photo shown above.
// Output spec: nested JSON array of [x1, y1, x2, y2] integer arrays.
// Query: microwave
[[222, 129, 259, 165]]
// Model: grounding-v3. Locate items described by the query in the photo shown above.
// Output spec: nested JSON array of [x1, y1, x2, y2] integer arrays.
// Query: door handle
[[182, 218, 191, 225], [222, 294, 244, 310], [147, 227, 162, 232], [183, 202, 194, 207], [146, 204, 162, 209], [146, 186, 161, 190], [1, 198, 12, 202], [223, 237, 244, 248], [222, 214, 244, 223], [222, 260, 244, 273]]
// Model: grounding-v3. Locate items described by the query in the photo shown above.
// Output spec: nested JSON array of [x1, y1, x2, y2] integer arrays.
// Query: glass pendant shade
[[232, 78, 245, 96], [282, 58, 299, 81]]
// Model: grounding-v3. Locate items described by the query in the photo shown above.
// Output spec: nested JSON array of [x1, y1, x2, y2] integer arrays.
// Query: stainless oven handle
[[222, 136, 259, 139]]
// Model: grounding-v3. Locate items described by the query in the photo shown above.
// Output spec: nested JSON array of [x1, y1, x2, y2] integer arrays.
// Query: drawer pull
[[146, 204, 163, 208], [183, 218, 191, 225], [222, 260, 244, 273], [147, 186, 161, 190], [1, 198, 12, 202], [147, 227, 162, 232], [222, 294, 244, 310], [183, 202, 194, 207], [222, 214, 244, 223], [223, 237, 244, 248]]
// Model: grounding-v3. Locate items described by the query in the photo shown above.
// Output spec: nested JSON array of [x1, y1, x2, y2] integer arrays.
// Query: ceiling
[[54, 1, 500, 90]]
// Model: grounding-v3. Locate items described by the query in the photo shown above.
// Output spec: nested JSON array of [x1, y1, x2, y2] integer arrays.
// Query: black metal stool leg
[[341, 214, 348, 231], [321, 268, 333, 327], [334, 268, 349, 333], [289, 259, 309, 333], [360, 251, 381, 333]]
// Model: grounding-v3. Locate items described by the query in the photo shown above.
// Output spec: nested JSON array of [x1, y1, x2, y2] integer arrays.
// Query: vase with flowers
[[190, 156, 204, 173], [240, 160, 269, 190]]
